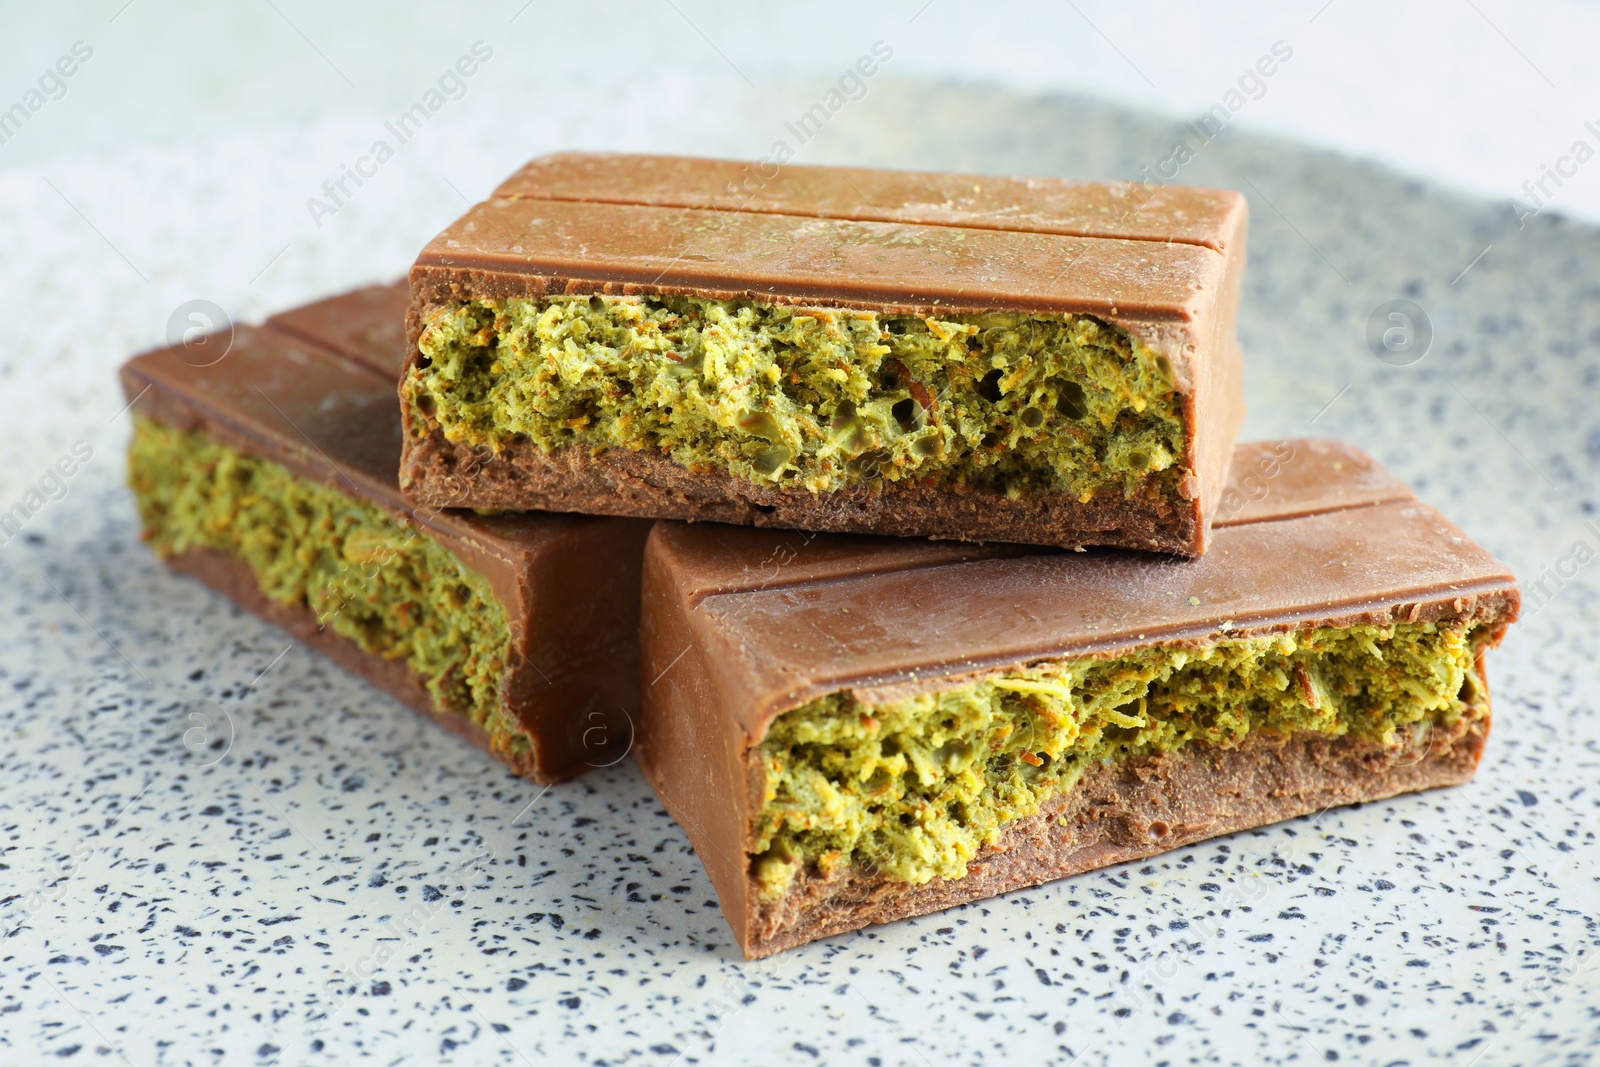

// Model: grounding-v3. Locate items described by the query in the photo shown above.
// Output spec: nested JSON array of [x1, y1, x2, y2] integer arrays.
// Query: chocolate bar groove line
[[122, 283, 650, 784], [636, 439, 1519, 957], [399, 153, 1247, 555], [488, 152, 1247, 250]]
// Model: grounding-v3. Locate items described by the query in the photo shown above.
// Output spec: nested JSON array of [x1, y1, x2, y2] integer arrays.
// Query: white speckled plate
[[1, 78, 1595, 1066]]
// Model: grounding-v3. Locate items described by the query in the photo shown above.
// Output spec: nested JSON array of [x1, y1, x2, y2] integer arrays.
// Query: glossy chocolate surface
[[493, 151, 1247, 252], [265, 279, 410, 379], [416, 196, 1226, 321]]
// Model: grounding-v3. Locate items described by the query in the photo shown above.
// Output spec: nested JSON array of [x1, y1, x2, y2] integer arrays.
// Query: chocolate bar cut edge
[[123, 290, 651, 783], [748, 720, 1489, 957]]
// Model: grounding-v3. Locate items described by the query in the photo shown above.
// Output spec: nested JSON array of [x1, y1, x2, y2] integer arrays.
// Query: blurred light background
[[4, 0, 1596, 215]]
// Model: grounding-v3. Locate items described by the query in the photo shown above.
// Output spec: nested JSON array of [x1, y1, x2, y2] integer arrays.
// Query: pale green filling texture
[[753, 622, 1487, 895], [128, 418, 527, 758], [405, 295, 1185, 500]]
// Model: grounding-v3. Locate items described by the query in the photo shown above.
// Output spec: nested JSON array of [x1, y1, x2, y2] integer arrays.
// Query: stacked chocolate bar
[[124, 153, 1519, 957]]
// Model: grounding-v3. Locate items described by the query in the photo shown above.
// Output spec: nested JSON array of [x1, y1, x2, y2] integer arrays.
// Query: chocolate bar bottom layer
[[402, 430, 1197, 554], [744, 714, 1485, 958], [166, 547, 535, 778]]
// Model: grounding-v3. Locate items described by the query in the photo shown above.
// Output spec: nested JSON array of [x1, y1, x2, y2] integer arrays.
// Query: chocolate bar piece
[[636, 440, 1518, 957], [399, 153, 1247, 555], [123, 285, 651, 783]]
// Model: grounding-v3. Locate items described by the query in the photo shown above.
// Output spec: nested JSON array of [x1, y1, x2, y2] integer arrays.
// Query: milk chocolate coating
[[635, 439, 1520, 957], [493, 152, 1246, 251], [265, 279, 410, 379], [492, 151, 1241, 251], [122, 285, 652, 784], [400, 152, 1247, 555]]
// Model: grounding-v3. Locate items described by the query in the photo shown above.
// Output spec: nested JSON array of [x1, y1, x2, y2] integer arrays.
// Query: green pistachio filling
[[128, 417, 526, 757], [753, 621, 1489, 896], [405, 295, 1185, 500]]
